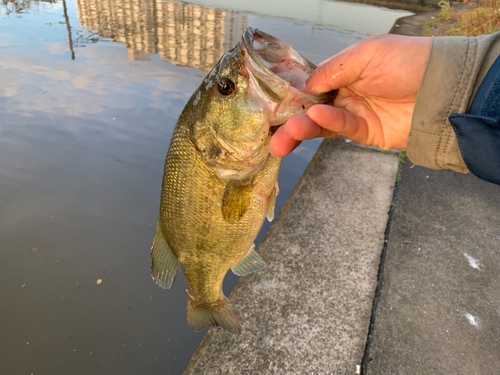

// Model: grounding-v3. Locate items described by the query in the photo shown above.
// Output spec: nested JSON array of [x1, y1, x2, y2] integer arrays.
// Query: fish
[[151, 27, 335, 334]]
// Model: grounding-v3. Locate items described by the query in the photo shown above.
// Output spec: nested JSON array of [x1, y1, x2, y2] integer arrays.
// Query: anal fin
[[231, 244, 266, 276], [266, 182, 279, 222], [151, 222, 179, 290]]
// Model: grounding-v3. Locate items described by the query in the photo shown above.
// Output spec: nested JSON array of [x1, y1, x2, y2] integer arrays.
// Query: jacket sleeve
[[407, 31, 500, 173]]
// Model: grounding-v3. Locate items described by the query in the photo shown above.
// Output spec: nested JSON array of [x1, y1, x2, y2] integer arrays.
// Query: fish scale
[[155, 111, 280, 333]]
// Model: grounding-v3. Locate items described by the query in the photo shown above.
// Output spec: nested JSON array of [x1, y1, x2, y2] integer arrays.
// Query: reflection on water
[[190, 0, 413, 34], [0, 0, 374, 374], [76, 0, 247, 71], [0, 0, 56, 14]]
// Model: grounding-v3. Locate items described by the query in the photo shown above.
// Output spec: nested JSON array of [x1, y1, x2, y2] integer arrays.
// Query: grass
[[423, 0, 500, 36], [396, 149, 407, 183]]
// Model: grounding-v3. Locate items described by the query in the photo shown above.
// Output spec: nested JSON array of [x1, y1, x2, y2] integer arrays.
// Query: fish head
[[189, 27, 335, 180]]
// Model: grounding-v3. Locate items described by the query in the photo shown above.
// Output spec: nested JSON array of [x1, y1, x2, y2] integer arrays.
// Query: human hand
[[270, 34, 432, 156]]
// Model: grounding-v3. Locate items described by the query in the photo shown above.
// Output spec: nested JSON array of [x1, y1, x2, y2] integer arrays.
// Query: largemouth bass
[[151, 27, 334, 334]]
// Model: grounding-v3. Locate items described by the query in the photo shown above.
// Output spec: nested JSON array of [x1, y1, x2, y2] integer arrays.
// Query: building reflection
[[75, 0, 248, 71]]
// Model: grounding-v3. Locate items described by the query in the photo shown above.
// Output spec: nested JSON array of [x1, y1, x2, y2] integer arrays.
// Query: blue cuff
[[449, 54, 500, 185], [449, 114, 500, 184]]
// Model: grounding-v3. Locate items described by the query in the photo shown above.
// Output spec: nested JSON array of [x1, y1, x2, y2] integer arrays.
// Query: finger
[[269, 126, 302, 157], [284, 114, 339, 140], [306, 104, 372, 145]]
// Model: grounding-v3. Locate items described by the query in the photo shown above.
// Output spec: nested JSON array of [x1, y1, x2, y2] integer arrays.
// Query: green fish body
[[151, 27, 334, 334]]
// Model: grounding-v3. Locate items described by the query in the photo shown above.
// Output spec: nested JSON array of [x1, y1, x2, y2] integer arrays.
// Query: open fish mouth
[[241, 27, 336, 127], [242, 27, 316, 89]]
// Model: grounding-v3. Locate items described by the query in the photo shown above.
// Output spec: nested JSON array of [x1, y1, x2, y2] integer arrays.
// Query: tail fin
[[187, 297, 242, 334]]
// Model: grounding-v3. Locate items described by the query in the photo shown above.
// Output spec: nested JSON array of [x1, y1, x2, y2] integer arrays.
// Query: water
[[0, 0, 411, 374]]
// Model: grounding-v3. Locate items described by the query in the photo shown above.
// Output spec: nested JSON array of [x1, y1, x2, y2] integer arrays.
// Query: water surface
[[0, 0, 409, 373]]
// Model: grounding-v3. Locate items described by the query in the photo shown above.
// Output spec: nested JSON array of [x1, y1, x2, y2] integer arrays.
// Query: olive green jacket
[[407, 31, 500, 172]]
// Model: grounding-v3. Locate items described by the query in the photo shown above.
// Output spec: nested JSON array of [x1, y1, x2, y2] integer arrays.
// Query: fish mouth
[[241, 27, 336, 125], [242, 27, 317, 89]]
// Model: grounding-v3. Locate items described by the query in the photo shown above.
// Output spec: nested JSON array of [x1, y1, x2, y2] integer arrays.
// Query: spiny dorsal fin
[[151, 222, 179, 290], [266, 182, 279, 222], [221, 179, 253, 224], [231, 243, 266, 276]]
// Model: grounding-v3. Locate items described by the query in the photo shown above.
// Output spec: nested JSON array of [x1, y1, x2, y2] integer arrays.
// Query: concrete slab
[[184, 138, 400, 374], [365, 159, 500, 374]]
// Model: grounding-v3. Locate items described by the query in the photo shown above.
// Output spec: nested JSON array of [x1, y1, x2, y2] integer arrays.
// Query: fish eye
[[218, 78, 235, 96]]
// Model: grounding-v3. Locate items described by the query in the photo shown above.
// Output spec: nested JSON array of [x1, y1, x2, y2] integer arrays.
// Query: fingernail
[[282, 123, 292, 138]]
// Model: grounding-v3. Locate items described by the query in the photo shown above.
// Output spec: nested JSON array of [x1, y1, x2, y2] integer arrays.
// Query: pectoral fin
[[231, 244, 266, 276], [222, 179, 253, 224], [266, 182, 279, 222], [151, 222, 179, 290]]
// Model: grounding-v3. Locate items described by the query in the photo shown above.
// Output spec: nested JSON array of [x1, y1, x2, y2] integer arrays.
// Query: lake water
[[0, 0, 411, 374]]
